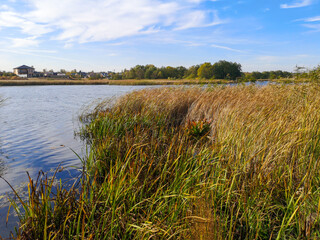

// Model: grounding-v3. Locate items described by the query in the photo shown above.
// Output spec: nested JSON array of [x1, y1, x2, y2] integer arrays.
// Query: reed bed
[[6, 84, 320, 239]]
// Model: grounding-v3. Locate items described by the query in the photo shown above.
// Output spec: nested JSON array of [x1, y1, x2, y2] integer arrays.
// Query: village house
[[13, 65, 35, 78], [11, 65, 109, 79]]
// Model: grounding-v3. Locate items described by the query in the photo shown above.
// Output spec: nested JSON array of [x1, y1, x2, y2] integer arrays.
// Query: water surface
[[0, 85, 151, 237]]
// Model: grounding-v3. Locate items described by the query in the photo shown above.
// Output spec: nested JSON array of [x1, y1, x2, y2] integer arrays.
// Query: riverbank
[[0, 78, 232, 86], [7, 83, 320, 239]]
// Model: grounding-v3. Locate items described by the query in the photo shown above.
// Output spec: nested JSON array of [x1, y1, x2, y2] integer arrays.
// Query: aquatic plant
[[6, 84, 320, 239]]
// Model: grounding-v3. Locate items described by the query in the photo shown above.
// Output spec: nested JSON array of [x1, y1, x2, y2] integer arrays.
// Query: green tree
[[184, 65, 200, 79], [165, 66, 178, 79], [212, 60, 242, 80], [197, 62, 214, 79], [111, 72, 122, 80], [155, 70, 164, 79], [176, 66, 187, 79], [309, 65, 320, 82], [144, 65, 157, 79], [133, 65, 146, 79]]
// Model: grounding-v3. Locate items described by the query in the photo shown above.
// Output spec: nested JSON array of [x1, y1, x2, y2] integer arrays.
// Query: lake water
[[0, 85, 153, 238]]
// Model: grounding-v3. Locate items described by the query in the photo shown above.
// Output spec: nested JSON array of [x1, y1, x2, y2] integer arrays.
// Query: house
[[100, 72, 109, 79], [43, 71, 54, 77], [13, 65, 35, 78], [33, 71, 44, 77]]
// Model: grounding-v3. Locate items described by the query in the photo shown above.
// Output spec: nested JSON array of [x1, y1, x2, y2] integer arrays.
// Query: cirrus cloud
[[0, 0, 224, 46], [280, 0, 312, 8]]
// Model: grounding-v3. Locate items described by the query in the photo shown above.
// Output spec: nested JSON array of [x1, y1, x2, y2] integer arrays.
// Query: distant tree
[[164, 66, 178, 79], [144, 65, 157, 79], [251, 71, 263, 80], [89, 73, 104, 80], [110, 72, 122, 80], [212, 60, 242, 80], [261, 71, 269, 79], [155, 70, 164, 79], [133, 65, 146, 79], [184, 65, 200, 79], [309, 65, 320, 82], [127, 68, 136, 79], [197, 62, 214, 79], [269, 72, 276, 80], [176, 66, 187, 79]]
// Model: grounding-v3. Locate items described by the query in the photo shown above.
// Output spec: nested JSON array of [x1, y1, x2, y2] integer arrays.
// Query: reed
[[6, 84, 320, 239]]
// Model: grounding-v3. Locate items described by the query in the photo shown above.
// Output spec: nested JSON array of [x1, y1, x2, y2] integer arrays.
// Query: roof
[[14, 65, 34, 69]]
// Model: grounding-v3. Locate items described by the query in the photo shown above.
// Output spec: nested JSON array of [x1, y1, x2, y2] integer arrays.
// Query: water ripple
[[0, 85, 152, 237]]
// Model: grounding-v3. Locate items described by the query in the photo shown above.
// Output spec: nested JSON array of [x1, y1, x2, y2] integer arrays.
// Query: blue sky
[[0, 0, 320, 72]]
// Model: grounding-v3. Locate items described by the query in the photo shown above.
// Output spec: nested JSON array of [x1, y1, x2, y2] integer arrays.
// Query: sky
[[0, 0, 320, 72]]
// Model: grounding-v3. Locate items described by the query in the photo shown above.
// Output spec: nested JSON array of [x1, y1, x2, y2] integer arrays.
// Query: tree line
[[111, 60, 243, 80], [110, 61, 297, 81], [0, 71, 19, 80], [243, 71, 293, 81]]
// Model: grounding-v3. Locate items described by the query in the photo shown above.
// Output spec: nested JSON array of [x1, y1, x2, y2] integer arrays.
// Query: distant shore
[[0, 78, 233, 86]]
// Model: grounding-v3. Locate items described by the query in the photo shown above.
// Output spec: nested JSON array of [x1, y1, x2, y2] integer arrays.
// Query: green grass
[[5, 84, 320, 239]]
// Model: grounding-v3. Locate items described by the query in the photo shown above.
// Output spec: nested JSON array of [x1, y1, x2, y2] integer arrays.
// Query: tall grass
[[7, 84, 320, 239]]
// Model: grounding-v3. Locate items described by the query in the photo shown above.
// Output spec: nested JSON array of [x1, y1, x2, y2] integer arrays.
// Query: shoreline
[[0, 78, 303, 86], [0, 78, 237, 86]]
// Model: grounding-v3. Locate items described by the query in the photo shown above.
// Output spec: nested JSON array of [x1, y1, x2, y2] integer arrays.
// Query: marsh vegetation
[[6, 84, 320, 239]]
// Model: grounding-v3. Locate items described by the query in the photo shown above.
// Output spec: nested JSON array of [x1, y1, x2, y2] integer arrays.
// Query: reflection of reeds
[[0, 97, 6, 177], [6, 84, 320, 239], [0, 160, 6, 177]]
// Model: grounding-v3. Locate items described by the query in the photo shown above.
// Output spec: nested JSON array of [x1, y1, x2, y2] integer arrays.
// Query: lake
[[0, 85, 154, 238]]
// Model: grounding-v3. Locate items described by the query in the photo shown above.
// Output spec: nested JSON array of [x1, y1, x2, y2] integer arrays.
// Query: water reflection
[[0, 150, 7, 177], [0, 98, 6, 177], [0, 85, 153, 237]]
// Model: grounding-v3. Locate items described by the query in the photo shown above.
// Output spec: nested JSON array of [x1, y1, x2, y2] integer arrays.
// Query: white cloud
[[304, 16, 320, 22], [0, 0, 224, 45], [10, 37, 39, 47], [63, 43, 74, 49], [211, 44, 245, 53], [297, 16, 320, 32], [302, 23, 320, 32], [0, 5, 11, 10], [280, 0, 312, 8], [0, 11, 52, 36], [24, 49, 56, 53], [257, 54, 310, 62], [0, 47, 87, 63], [174, 10, 224, 30]]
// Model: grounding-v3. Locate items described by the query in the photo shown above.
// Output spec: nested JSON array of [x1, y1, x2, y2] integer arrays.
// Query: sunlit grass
[[6, 84, 320, 239]]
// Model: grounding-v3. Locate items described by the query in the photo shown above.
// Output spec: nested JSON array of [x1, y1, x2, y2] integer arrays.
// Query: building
[[13, 65, 35, 78]]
